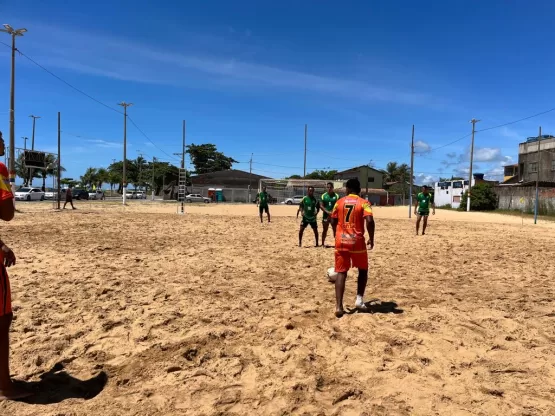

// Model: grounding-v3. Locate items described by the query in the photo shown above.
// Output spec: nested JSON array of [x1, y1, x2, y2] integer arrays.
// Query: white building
[[433, 178, 475, 209]]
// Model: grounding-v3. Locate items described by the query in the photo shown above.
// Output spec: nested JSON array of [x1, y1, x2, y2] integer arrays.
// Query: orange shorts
[[334, 250, 368, 273], [0, 264, 12, 317]]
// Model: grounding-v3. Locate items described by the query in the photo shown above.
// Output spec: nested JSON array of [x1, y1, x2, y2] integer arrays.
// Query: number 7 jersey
[[330, 194, 373, 252]]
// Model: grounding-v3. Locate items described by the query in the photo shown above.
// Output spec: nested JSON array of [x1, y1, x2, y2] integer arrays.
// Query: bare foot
[[0, 385, 33, 401], [335, 309, 345, 318]]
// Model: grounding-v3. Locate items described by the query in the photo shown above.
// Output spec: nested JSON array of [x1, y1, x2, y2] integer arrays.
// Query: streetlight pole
[[467, 118, 480, 212], [0, 24, 27, 196], [118, 102, 133, 205], [29, 115, 40, 150]]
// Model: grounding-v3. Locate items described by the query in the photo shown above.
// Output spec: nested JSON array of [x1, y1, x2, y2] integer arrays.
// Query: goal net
[[258, 178, 345, 204]]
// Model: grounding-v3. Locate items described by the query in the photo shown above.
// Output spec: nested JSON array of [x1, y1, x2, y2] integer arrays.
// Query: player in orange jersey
[[0, 132, 31, 400], [330, 178, 375, 318]]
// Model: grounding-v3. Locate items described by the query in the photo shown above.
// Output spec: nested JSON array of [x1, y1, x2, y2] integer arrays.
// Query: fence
[[495, 185, 555, 215]]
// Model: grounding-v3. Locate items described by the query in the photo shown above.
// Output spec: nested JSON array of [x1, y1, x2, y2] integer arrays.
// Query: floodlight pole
[[409, 125, 415, 218], [467, 119, 480, 212], [534, 126, 542, 224], [118, 102, 133, 205]]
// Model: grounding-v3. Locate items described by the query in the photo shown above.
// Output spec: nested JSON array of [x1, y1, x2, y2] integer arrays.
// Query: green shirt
[[417, 192, 433, 213], [321, 192, 339, 219], [258, 191, 269, 207], [301, 196, 319, 222]]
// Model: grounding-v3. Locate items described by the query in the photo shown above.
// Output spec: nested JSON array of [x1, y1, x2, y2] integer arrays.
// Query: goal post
[[258, 178, 344, 204]]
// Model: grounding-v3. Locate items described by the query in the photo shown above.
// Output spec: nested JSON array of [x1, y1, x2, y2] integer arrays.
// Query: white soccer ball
[[327, 267, 338, 283]]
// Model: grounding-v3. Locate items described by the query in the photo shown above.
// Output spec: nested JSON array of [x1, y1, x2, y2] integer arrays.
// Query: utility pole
[[152, 156, 156, 201], [467, 118, 480, 212], [249, 153, 253, 203], [22, 136, 28, 150], [534, 126, 542, 224], [409, 124, 415, 218], [1, 24, 27, 197], [29, 114, 40, 150], [118, 102, 133, 205], [137, 151, 144, 191], [57, 112, 61, 210], [303, 124, 307, 195]]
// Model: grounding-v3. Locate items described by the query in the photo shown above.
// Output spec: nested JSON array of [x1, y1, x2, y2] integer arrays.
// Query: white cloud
[[473, 147, 504, 162], [499, 127, 521, 140], [446, 152, 457, 159], [24, 24, 443, 107], [414, 140, 431, 154], [415, 173, 435, 185], [86, 139, 122, 149]]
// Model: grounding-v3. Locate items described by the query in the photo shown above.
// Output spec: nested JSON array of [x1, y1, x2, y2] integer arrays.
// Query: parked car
[[284, 195, 304, 205], [185, 194, 211, 203], [44, 188, 57, 200], [89, 190, 105, 200], [72, 189, 89, 200], [133, 191, 146, 199], [15, 187, 45, 201]]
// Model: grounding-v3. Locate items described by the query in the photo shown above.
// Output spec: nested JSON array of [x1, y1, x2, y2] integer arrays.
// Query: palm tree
[[385, 161, 400, 182], [397, 163, 410, 204], [80, 167, 98, 189], [38, 155, 66, 190], [96, 168, 109, 189], [108, 170, 121, 195]]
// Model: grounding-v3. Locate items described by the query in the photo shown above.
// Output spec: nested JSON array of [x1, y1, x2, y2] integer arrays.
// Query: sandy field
[[1, 201, 554, 416]]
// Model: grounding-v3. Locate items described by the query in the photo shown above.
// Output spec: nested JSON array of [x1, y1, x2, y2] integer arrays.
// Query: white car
[[44, 188, 57, 200], [134, 191, 146, 199], [15, 187, 45, 201], [185, 194, 211, 203], [89, 190, 105, 200], [284, 195, 304, 205]]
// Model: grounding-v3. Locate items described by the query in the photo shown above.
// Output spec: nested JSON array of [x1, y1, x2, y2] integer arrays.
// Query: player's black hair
[[327, 182, 333, 187], [308, 186, 315, 191], [422, 185, 428, 189], [346, 178, 361, 194]]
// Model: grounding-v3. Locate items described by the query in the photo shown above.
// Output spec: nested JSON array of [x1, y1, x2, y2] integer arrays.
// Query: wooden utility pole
[[151, 156, 156, 201], [249, 153, 253, 203], [57, 112, 61, 210], [467, 119, 480, 212], [409, 125, 415, 218], [534, 126, 542, 224], [118, 102, 133, 205]]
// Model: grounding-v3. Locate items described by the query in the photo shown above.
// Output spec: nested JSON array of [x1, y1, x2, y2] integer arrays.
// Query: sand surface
[[1, 202, 554, 415]]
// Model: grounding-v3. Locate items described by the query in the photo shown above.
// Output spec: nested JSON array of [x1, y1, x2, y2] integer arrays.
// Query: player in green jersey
[[320, 182, 339, 247], [414, 185, 435, 235], [297, 186, 320, 247], [257, 186, 271, 223]]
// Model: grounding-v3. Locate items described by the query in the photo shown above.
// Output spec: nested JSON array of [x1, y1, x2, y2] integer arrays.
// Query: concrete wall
[[518, 139, 555, 182], [495, 185, 555, 214]]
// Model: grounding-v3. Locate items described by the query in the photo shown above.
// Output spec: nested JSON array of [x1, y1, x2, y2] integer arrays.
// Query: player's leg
[[352, 252, 369, 310], [266, 207, 271, 223], [0, 267, 29, 400], [299, 222, 307, 247], [311, 222, 319, 247], [259, 206, 264, 223], [415, 213, 421, 235], [322, 219, 329, 247], [334, 251, 350, 317], [422, 215, 429, 235]]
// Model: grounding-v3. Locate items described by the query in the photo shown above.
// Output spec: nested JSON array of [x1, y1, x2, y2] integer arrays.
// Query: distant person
[[297, 186, 320, 247], [63, 186, 76, 210], [320, 182, 339, 247], [257, 186, 271, 223], [0, 132, 31, 399], [330, 178, 375, 318], [415, 185, 435, 235]]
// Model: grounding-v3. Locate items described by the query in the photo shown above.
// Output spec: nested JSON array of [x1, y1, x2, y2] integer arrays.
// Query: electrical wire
[[127, 116, 181, 162]]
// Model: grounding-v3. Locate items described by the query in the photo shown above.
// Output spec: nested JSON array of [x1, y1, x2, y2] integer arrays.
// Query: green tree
[[108, 170, 121, 194], [37, 155, 66, 190], [15, 153, 41, 186], [186, 143, 238, 174], [80, 167, 98, 189], [305, 169, 338, 180], [96, 168, 109, 189], [286, 174, 302, 179], [385, 161, 400, 182], [459, 183, 498, 211]]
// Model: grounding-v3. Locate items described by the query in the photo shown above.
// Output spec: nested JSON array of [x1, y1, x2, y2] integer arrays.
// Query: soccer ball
[[327, 267, 338, 283]]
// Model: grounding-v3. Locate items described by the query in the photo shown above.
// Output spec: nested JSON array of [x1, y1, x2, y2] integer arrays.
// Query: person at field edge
[[320, 182, 339, 247], [297, 186, 319, 247], [63, 185, 76, 210], [330, 178, 375, 318], [414, 185, 435, 235], [257, 186, 271, 223], [0, 132, 32, 400]]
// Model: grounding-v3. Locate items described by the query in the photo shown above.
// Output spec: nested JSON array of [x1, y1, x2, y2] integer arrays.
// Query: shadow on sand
[[15, 362, 107, 405], [346, 299, 404, 315]]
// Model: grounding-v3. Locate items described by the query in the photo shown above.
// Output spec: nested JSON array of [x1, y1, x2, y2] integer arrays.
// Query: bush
[[459, 183, 498, 211]]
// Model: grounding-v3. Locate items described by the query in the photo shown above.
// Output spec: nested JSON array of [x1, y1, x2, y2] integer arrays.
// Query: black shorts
[[259, 205, 269, 214], [301, 219, 317, 230], [417, 211, 429, 217]]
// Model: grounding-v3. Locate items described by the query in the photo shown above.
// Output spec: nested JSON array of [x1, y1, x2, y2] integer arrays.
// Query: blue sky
[[1, 0, 555, 184]]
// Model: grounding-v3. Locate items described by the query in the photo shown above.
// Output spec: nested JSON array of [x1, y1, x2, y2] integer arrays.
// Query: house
[[503, 164, 519, 183], [518, 135, 555, 182], [190, 169, 270, 188], [333, 165, 386, 190]]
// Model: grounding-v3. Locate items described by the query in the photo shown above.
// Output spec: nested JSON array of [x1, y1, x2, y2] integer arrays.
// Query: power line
[[126, 116, 180, 162], [477, 108, 555, 133]]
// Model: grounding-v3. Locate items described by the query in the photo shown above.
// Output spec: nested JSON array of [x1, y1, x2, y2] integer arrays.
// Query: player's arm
[[297, 200, 303, 218], [330, 201, 339, 227], [414, 195, 419, 214], [0, 165, 14, 221], [0, 198, 14, 222], [365, 216, 375, 249], [320, 199, 329, 215]]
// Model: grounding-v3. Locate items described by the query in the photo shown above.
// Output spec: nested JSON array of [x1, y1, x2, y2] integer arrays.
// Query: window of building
[[552, 160, 555, 171], [529, 162, 538, 173], [453, 181, 463, 189], [367, 176, 374, 183]]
